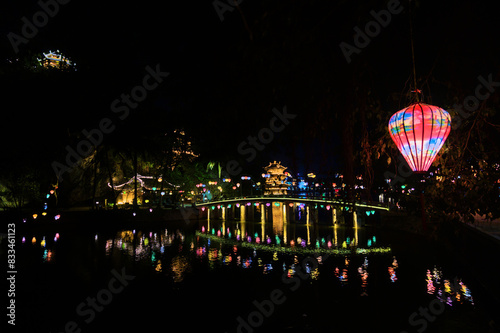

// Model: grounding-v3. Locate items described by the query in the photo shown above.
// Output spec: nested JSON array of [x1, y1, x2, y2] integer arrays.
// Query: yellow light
[[42, 212, 47, 216]]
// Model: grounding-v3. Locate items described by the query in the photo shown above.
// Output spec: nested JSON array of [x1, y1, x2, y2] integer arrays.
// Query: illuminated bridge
[[195, 195, 389, 227]]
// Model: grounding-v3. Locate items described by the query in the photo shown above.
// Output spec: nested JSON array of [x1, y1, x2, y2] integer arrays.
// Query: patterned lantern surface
[[388, 103, 451, 173]]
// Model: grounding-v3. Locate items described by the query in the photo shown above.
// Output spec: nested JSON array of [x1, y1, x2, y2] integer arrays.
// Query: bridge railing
[[196, 194, 388, 210]]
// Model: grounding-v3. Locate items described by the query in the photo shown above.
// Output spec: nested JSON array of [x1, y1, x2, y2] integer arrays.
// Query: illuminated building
[[263, 161, 289, 195], [38, 50, 73, 69], [109, 174, 179, 205]]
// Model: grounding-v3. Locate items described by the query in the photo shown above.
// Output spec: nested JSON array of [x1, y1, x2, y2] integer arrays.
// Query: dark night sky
[[1, 0, 499, 178]]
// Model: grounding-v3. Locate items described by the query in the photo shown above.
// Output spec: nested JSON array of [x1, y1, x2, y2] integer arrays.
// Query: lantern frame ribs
[[388, 103, 451, 173]]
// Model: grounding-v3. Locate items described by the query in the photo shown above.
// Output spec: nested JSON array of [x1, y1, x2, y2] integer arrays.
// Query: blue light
[[298, 181, 307, 189]]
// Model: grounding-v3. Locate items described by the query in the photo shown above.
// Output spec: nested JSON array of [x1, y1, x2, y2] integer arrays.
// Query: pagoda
[[263, 161, 289, 195]]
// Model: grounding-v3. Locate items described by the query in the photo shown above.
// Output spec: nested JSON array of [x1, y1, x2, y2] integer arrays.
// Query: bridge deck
[[195, 195, 389, 211]]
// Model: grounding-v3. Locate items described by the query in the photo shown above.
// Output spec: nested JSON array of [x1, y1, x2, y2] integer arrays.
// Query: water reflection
[[426, 266, 474, 306], [359, 256, 369, 296], [388, 256, 398, 283], [21, 223, 475, 311], [18, 215, 483, 333], [171, 255, 190, 282]]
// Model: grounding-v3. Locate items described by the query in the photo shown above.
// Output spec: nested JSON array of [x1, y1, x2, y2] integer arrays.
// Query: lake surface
[[15, 217, 492, 333]]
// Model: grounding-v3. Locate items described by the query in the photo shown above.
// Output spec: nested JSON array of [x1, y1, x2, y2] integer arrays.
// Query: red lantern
[[388, 103, 451, 173]]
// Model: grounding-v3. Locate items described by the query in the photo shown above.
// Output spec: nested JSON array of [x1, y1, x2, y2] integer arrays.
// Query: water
[[15, 218, 491, 333]]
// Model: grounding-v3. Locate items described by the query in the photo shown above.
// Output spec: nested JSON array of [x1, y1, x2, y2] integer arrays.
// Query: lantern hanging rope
[[388, 103, 451, 173]]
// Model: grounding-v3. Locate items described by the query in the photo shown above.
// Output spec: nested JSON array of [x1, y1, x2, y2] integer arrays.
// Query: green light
[[211, 228, 215, 235], [367, 239, 372, 247], [315, 240, 320, 248], [211, 206, 215, 210], [346, 237, 350, 245], [195, 231, 392, 256], [152, 187, 156, 191], [274, 202, 280, 207], [228, 204, 231, 208], [254, 232, 258, 238]]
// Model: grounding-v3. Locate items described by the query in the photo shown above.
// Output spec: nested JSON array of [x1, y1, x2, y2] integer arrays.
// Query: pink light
[[388, 103, 451, 173]]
